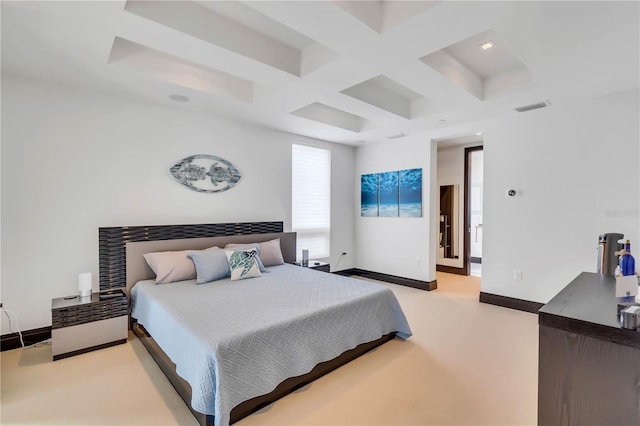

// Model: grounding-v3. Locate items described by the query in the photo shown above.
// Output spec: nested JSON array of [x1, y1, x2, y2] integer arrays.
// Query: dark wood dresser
[[538, 272, 640, 425]]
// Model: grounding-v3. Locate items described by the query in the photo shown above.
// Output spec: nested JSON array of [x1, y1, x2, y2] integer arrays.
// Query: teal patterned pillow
[[224, 249, 262, 281]]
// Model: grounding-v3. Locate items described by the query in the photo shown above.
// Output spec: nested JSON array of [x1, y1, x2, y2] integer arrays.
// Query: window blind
[[292, 144, 331, 259]]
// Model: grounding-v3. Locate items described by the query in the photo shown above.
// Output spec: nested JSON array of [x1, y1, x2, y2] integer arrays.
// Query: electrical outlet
[[513, 270, 523, 281]]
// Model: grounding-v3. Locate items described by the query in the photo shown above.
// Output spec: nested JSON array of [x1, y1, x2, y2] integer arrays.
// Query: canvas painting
[[378, 171, 399, 217], [399, 168, 422, 217], [361, 173, 379, 217], [361, 168, 422, 217]]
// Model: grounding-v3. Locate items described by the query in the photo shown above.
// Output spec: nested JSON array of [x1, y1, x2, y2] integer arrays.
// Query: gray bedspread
[[131, 263, 411, 426]]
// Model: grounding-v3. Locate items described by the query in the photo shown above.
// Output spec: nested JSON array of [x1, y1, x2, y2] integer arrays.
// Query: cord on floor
[[1, 308, 25, 348], [25, 338, 52, 349]]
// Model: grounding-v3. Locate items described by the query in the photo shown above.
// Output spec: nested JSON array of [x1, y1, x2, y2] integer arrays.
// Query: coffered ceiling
[[2, 1, 638, 145]]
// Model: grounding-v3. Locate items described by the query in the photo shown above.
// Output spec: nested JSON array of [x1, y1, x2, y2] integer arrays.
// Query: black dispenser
[[597, 233, 624, 276]]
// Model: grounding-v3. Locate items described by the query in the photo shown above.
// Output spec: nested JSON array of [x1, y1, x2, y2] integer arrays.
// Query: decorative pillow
[[255, 238, 285, 266], [188, 248, 230, 284], [225, 249, 262, 281], [222, 243, 267, 272], [143, 246, 217, 284], [144, 250, 193, 284], [225, 238, 284, 267]]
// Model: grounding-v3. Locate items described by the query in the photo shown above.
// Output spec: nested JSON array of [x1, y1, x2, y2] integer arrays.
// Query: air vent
[[515, 102, 548, 113], [386, 133, 406, 140]]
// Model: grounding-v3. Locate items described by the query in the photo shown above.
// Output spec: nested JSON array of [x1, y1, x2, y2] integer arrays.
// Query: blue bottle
[[620, 240, 636, 276]]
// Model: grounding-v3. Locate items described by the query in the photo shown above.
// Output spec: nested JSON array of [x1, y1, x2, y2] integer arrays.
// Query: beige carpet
[[1, 273, 538, 425]]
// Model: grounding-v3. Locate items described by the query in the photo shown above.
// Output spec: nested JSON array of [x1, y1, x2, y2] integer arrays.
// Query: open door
[[464, 146, 483, 277]]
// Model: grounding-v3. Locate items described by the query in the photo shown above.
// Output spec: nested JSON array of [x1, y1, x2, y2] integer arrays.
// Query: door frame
[[464, 145, 484, 275]]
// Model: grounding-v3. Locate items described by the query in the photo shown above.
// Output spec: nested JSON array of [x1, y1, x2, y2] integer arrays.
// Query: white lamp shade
[[78, 272, 92, 297]]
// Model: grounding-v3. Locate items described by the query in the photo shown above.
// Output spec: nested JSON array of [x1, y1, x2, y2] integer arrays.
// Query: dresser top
[[538, 272, 640, 349]]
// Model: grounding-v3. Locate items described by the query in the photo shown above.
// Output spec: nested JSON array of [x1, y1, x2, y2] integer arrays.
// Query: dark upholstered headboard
[[98, 221, 288, 291]]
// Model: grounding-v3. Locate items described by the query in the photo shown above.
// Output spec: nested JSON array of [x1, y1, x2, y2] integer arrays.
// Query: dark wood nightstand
[[51, 289, 128, 360], [294, 260, 330, 273]]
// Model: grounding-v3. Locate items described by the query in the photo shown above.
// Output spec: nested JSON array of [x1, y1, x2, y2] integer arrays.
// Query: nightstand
[[295, 260, 331, 273], [51, 289, 128, 360]]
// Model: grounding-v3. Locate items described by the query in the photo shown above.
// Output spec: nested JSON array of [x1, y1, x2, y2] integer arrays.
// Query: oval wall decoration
[[169, 154, 242, 193]]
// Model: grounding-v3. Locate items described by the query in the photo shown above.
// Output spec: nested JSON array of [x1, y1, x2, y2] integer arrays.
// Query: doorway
[[435, 134, 482, 276], [465, 147, 483, 277]]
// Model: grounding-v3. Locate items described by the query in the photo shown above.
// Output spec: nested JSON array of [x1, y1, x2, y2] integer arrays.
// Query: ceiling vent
[[515, 101, 548, 113], [386, 133, 406, 140]]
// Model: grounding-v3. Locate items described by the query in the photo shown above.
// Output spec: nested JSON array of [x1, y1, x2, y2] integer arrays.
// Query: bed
[[98, 222, 412, 426]]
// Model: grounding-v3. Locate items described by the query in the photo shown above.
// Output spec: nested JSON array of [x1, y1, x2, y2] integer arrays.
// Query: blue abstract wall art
[[379, 171, 399, 217], [361, 168, 422, 217], [399, 168, 422, 217], [360, 173, 379, 217]]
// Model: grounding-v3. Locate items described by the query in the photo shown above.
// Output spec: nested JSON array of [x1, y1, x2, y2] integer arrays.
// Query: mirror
[[439, 184, 459, 259]]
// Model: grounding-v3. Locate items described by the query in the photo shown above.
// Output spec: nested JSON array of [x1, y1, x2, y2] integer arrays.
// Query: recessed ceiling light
[[475, 132, 482, 136], [169, 94, 190, 102], [479, 40, 495, 50]]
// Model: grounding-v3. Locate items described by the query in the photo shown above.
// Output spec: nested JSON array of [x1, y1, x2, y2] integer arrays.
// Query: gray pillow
[[188, 248, 232, 284]]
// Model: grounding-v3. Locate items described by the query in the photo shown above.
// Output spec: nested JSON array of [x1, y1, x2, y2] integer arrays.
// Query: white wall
[[355, 89, 639, 303], [481, 89, 639, 303], [355, 136, 437, 282], [0, 75, 355, 334]]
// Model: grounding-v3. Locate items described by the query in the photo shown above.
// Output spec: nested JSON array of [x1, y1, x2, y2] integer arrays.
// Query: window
[[292, 144, 331, 260]]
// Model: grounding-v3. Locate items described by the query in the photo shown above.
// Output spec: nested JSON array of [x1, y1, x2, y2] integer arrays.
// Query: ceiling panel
[[1, 0, 638, 145]]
